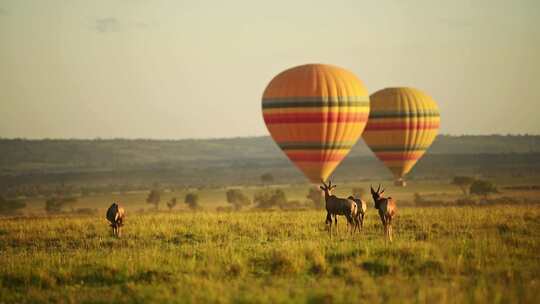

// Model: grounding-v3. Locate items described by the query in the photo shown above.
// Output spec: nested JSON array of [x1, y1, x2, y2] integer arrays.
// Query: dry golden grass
[[0, 205, 539, 303]]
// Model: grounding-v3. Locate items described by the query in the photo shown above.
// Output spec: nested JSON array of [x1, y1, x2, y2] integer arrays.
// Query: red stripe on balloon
[[365, 121, 439, 131], [264, 112, 368, 124], [286, 153, 346, 162]]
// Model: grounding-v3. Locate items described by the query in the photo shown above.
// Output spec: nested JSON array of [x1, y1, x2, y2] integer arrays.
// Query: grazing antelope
[[106, 203, 125, 237], [347, 196, 367, 233], [320, 180, 357, 236], [370, 185, 397, 242]]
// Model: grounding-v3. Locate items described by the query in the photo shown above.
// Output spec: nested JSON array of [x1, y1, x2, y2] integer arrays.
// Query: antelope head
[[370, 184, 385, 206], [320, 179, 337, 197]]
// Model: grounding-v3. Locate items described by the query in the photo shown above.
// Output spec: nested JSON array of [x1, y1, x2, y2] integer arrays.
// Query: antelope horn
[[377, 184, 381, 193]]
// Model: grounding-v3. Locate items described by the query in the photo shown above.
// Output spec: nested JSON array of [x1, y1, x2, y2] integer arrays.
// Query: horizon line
[[1, 133, 540, 141]]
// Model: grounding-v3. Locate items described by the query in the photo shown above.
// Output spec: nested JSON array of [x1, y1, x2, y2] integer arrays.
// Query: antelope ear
[[370, 186, 375, 194], [320, 186, 325, 191], [330, 185, 337, 190]]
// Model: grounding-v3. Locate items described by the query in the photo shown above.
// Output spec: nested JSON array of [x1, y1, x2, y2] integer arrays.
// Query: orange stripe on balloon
[[285, 152, 347, 162]]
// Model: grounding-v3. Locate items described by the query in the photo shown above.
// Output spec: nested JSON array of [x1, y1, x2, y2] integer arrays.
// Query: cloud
[[94, 17, 120, 33]]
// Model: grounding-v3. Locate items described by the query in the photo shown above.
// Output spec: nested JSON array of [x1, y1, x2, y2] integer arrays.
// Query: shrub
[[470, 180, 498, 199], [452, 176, 475, 195], [166, 197, 177, 210], [253, 189, 287, 209], [184, 193, 200, 210], [225, 189, 251, 210], [146, 189, 161, 209]]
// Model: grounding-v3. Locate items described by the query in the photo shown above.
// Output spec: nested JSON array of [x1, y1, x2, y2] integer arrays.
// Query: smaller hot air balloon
[[362, 87, 440, 186], [262, 64, 370, 183]]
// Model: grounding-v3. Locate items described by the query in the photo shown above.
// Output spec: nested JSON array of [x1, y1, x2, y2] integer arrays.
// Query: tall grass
[[0, 206, 539, 303]]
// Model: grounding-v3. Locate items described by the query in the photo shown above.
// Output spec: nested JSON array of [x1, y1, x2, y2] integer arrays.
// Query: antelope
[[106, 202, 125, 237], [347, 196, 367, 233], [370, 185, 397, 242], [320, 180, 357, 235]]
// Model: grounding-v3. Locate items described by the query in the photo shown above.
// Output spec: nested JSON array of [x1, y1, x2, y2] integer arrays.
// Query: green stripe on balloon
[[262, 96, 369, 109], [263, 101, 369, 109]]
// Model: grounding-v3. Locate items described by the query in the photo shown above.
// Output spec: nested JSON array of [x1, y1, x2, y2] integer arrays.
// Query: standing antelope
[[106, 202, 125, 237], [370, 185, 397, 242], [320, 180, 357, 235], [347, 196, 367, 233]]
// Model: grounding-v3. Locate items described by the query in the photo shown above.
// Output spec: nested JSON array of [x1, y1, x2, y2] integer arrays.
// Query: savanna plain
[[1, 181, 539, 303]]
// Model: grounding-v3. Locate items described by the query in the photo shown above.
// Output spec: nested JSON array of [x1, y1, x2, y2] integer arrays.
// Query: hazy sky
[[1, 0, 539, 139]]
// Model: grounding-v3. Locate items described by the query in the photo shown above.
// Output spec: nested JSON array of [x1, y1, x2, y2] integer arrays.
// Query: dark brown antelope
[[370, 185, 397, 242], [106, 203, 125, 237], [347, 196, 367, 233], [320, 180, 357, 236]]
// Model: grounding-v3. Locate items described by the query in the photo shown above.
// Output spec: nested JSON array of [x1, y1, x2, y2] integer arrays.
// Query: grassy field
[[1, 205, 539, 303]]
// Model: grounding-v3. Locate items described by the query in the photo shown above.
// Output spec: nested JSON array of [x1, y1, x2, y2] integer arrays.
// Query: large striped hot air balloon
[[262, 64, 370, 183], [362, 87, 440, 186]]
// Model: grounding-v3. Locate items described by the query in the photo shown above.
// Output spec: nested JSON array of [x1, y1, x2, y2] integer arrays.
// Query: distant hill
[[1, 135, 539, 195], [1, 135, 539, 175]]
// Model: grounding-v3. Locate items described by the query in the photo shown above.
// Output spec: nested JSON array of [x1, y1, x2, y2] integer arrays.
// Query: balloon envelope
[[262, 64, 370, 183], [362, 87, 440, 184]]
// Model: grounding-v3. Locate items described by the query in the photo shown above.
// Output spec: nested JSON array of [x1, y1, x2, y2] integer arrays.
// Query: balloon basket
[[394, 179, 407, 187]]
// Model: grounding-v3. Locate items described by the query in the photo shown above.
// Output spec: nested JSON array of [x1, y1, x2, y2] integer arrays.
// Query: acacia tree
[[184, 193, 200, 210], [146, 189, 161, 209], [470, 180, 498, 199], [226, 189, 251, 210], [452, 176, 475, 195]]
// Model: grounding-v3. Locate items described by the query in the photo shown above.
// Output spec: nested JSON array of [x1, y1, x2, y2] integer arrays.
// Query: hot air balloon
[[362, 87, 440, 186], [262, 64, 370, 183]]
